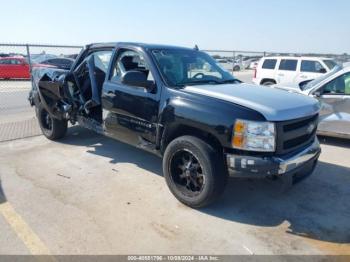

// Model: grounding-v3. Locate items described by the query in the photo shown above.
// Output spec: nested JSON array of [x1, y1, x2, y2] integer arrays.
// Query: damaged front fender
[[29, 67, 71, 119]]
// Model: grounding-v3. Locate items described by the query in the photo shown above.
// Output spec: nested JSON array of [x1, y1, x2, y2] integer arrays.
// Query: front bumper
[[226, 138, 321, 178]]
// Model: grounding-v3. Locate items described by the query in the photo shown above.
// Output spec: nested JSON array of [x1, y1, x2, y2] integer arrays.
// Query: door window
[[301, 60, 326, 73], [323, 60, 337, 70], [321, 72, 350, 95], [278, 59, 298, 71], [262, 59, 277, 69], [111, 50, 154, 82], [12, 59, 22, 65], [0, 59, 12, 64], [90, 51, 113, 73]]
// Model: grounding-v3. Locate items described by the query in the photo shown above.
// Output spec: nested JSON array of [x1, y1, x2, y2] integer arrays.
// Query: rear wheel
[[233, 65, 240, 71], [163, 136, 227, 208], [261, 80, 276, 86], [37, 103, 67, 140]]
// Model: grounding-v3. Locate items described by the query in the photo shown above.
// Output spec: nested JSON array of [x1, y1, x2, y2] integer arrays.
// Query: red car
[[0, 57, 31, 79], [0, 57, 55, 79]]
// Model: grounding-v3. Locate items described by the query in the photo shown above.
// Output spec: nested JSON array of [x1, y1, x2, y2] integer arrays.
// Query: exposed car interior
[[111, 50, 153, 82], [67, 50, 112, 123], [322, 72, 350, 94]]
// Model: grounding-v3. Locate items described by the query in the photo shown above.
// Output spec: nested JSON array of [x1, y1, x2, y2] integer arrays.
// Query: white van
[[252, 56, 337, 89]]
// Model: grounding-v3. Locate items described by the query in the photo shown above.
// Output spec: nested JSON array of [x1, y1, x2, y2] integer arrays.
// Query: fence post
[[25, 44, 32, 74], [232, 51, 236, 74]]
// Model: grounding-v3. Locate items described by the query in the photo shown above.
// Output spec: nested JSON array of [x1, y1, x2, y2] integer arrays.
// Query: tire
[[163, 136, 227, 208], [37, 103, 67, 140], [261, 80, 276, 86]]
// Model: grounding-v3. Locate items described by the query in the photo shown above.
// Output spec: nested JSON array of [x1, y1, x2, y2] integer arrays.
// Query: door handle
[[300, 75, 307, 79], [277, 73, 284, 77]]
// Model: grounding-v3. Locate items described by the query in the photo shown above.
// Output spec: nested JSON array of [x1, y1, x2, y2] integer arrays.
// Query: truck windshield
[[152, 49, 237, 87]]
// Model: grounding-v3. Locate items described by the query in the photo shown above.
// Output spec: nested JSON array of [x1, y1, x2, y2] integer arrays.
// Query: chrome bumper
[[275, 138, 320, 174], [226, 138, 321, 177]]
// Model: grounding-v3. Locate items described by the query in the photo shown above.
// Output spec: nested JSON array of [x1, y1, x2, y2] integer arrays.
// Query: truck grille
[[276, 114, 318, 155]]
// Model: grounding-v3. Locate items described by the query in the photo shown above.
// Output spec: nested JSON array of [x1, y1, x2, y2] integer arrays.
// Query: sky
[[0, 0, 349, 54]]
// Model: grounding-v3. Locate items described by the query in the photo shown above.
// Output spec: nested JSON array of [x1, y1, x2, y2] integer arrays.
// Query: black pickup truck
[[29, 42, 321, 208]]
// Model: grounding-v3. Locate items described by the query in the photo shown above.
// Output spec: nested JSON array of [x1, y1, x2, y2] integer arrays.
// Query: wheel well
[[260, 78, 276, 85], [161, 124, 223, 155]]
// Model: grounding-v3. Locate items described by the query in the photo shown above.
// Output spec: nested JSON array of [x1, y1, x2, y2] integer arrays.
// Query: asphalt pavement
[[0, 127, 349, 255]]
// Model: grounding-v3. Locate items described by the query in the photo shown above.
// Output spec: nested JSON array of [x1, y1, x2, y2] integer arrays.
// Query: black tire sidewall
[[37, 103, 67, 140], [262, 81, 275, 86], [37, 104, 54, 138], [163, 136, 227, 208]]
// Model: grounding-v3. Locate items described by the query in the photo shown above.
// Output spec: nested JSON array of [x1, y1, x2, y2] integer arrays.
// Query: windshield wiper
[[184, 79, 223, 85], [219, 79, 242, 84]]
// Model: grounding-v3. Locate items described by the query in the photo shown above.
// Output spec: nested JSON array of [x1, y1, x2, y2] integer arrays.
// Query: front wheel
[[163, 136, 227, 208], [37, 103, 67, 140]]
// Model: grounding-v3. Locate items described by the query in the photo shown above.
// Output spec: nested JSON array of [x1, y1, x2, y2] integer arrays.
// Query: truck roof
[[87, 42, 195, 51], [263, 56, 334, 61]]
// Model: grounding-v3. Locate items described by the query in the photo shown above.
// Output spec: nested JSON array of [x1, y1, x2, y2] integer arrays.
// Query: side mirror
[[319, 68, 327, 74], [313, 91, 322, 97], [121, 71, 155, 91]]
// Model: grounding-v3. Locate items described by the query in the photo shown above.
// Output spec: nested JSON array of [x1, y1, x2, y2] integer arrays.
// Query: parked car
[[39, 57, 75, 70], [0, 56, 63, 80], [249, 60, 259, 69], [253, 56, 337, 89], [273, 64, 350, 139], [242, 57, 261, 69], [31, 54, 57, 64], [216, 59, 242, 71], [0, 57, 31, 79], [29, 42, 321, 208]]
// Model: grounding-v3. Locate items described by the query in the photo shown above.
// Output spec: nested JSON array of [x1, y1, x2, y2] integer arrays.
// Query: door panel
[[318, 95, 350, 136], [0, 65, 9, 78], [101, 49, 159, 149], [102, 82, 159, 147], [317, 72, 350, 136], [296, 60, 325, 89], [276, 59, 299, 88]]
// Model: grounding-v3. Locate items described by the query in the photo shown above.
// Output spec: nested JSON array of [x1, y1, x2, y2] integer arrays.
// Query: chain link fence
[[1, 43, 349, 142], [0, 44, 82, 141], [204, 49, 350, 73]]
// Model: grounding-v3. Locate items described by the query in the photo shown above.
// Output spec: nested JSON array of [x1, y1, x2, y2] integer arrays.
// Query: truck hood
[[272, 84, 303, 93], [183, 83, 320, 121]]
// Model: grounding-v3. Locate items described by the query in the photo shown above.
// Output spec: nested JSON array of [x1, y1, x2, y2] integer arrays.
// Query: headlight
[[232, 119, 276, 152]]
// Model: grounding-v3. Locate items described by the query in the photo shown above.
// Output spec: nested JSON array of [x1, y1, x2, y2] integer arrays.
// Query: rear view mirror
[[319, 68, 327, 74], [121, 71, 155, 91]]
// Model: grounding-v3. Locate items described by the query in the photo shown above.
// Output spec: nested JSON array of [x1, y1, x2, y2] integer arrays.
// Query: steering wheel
[[192, 73, 205, 79]]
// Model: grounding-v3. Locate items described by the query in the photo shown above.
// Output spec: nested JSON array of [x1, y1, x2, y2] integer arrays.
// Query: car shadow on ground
[[60, 126, 163, 175], [60, 126, 350, 244], [201, 163, 350, 245]]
